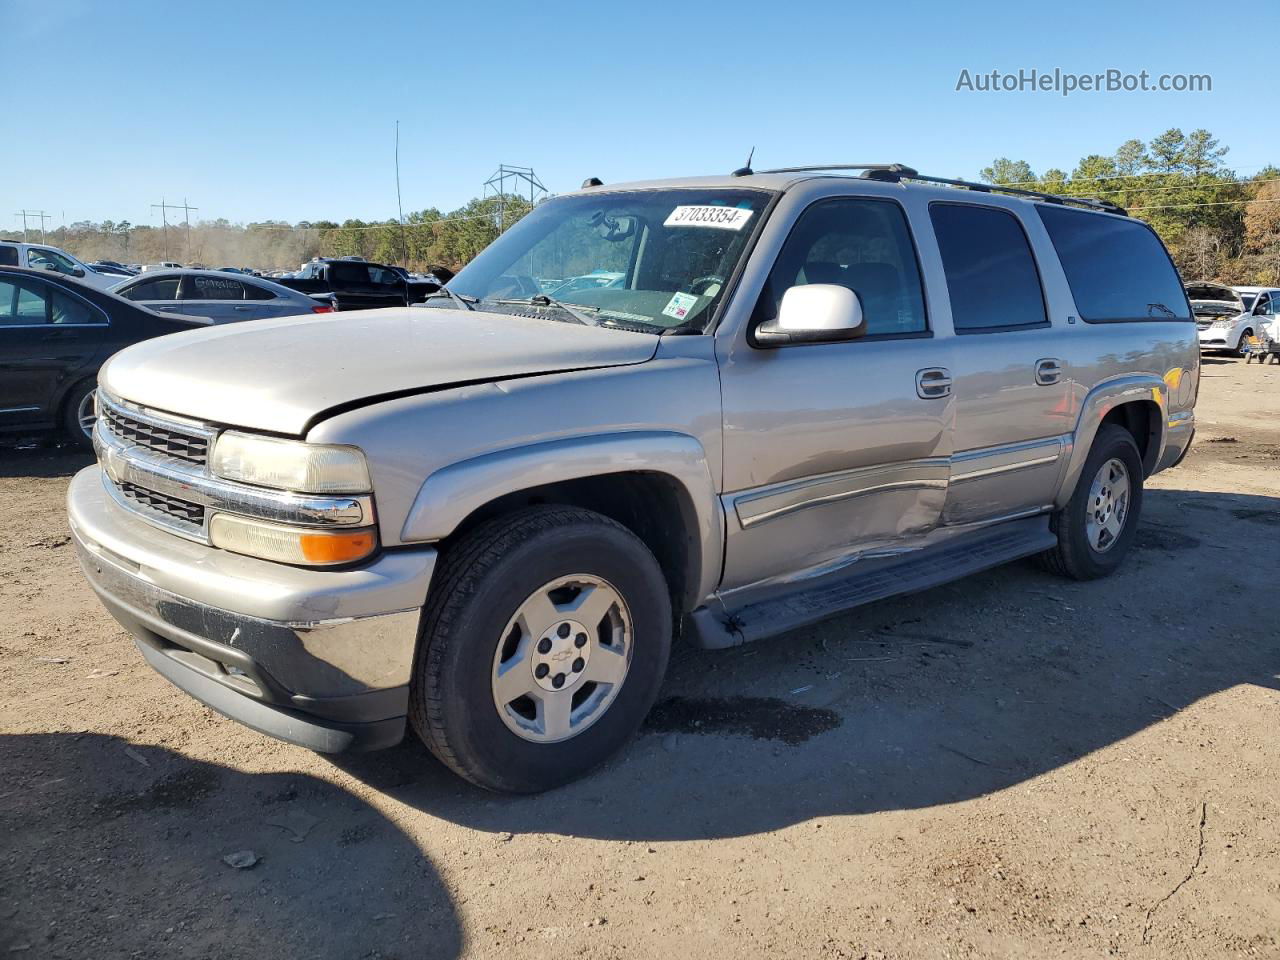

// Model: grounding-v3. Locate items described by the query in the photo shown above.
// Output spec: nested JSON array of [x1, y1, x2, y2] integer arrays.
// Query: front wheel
[[409, 506, 672, 793], [1236, 328, 1254, 358], [1037, 425, 1144, 580]]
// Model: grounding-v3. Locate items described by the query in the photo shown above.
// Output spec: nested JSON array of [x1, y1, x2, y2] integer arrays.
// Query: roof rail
[[753, 163, 1127, 216]]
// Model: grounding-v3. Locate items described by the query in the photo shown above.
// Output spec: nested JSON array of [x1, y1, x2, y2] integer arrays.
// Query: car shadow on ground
[[0, 438, 92, 480], [332, 487, 1280, 841], [0, 733, 462, 959]]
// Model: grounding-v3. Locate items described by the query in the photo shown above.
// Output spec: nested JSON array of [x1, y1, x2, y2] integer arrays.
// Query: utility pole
[[14, 210, 51, 243], [151, 198, 198, 263]]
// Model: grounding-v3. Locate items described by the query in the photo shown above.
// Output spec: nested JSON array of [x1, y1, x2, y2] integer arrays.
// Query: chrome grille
[[118, 481, 206, 527], [102, 404, 209, 465]]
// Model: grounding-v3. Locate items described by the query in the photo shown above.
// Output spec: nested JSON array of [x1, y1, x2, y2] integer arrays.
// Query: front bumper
[[68, 466, 437, 752]]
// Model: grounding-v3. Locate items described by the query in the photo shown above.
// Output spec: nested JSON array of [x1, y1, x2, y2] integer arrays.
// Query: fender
[[400, 431, 724, 606], [1056, 374, 1168, 508]]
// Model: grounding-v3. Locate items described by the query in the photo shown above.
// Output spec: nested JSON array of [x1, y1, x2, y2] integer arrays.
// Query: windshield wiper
[[488, 294, 600, 326], [426, 287, 476, 311]]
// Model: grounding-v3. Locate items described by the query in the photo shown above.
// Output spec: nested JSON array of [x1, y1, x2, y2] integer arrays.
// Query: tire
[[61, 379, 98, 450], [1236, 329, 1254, 358], [409, 505, 672, 793], [1037, 425, 1144, 581]]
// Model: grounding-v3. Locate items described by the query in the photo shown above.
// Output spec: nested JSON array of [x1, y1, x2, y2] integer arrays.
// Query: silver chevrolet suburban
[[69, 164, 1198, 793]]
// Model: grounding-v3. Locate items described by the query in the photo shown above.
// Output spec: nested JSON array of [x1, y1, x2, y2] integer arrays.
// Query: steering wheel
[[688, 275, 724, 297]]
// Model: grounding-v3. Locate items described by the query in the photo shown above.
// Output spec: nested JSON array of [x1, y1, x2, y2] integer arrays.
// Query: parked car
[[141, 262, 184, 272], [90, 260, 138, 278], [110, 269, 333, 323], [0, 266, 204, 447], [387, 264, 442, 303], [69, 164, 1198, 793], [0, 241, 126, 291], [545, 271, 625, 297], [1186, 282, 1280, 356], [271, 258, 409, 310]]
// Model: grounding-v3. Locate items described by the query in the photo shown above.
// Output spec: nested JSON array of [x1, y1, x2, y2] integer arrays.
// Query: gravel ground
[[2, 356, 1278, 960]]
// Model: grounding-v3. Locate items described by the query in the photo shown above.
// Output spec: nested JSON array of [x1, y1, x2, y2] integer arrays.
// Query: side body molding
[[1056, 373, 1168, 508], [400, 431, 724, 606]]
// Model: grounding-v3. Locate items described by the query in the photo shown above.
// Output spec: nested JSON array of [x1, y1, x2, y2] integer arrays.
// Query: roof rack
[[748, 163, 1127, 216]]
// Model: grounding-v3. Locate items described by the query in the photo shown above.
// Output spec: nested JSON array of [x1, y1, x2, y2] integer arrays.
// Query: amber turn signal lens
[[298, 530, 377, 564]]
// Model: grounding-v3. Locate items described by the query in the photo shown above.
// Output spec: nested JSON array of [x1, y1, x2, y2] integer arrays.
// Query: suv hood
[[100, 307, 660, 435]]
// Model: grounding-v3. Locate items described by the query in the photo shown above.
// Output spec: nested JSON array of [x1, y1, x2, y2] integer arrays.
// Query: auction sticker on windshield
[[662, 292, 699, 321], [664, 206, 754, 230]]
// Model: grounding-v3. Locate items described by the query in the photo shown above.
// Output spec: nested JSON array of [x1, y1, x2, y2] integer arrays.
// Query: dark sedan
[[0, 266, 205, 448]]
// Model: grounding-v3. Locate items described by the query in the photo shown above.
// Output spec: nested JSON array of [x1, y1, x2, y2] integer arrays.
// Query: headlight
[[210, 514, 377, 565], [210, 432, 371, 493]]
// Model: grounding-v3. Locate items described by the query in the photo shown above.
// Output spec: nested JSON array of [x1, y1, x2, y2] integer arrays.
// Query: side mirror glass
[[754, 284, 866, 347], [72, 267, 85, 278]]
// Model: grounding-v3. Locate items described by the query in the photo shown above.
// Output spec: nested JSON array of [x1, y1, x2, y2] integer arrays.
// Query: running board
[[690, 517, 1057, 649]]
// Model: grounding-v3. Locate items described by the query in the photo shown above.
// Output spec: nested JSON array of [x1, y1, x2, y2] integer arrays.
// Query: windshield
[[447, 188, 773, 332], [1238, 293, 1257, 311]]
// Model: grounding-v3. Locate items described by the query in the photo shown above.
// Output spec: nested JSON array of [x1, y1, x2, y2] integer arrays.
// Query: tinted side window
[[1037, 206, 1191, 322], [241, 281, 276, 301], [122, 277, 181, 300], [0, 246, 18, 266], [759, 197, 927, 336], [0, 279, 48, 324], [930, 204, 1048, 333], [51, 289, 104, 324], [187, 275, 246, 300], [27, 248, 78, 275]]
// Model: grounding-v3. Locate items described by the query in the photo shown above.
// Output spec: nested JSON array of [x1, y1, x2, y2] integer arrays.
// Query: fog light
[[209, 514, 377, 566]]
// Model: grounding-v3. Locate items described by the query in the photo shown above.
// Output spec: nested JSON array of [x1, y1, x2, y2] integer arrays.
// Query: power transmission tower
[[151, 198, 199, 262], [483, 165, 547, 232], [14, 210, 51, 243]]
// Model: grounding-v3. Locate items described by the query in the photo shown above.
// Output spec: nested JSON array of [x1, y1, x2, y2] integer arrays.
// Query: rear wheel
[[409, 505, 672, 793], [61, 380, 97, 450], [1038, 425, 1144, 580]]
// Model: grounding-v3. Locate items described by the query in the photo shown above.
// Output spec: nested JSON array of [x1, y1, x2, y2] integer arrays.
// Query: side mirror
[[72, 267, 85, 278], [753, 284, 866, 347]]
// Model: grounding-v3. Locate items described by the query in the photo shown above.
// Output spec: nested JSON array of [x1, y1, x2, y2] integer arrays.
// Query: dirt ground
[[2, 355, 1278, 960]]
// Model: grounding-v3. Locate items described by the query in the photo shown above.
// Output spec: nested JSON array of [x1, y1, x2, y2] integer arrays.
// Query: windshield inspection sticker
[[664, 205, 754, 231], [662, 291, 700, 321]]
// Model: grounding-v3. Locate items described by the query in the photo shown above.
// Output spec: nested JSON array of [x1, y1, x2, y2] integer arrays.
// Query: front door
[[716, 195, 954, 595]]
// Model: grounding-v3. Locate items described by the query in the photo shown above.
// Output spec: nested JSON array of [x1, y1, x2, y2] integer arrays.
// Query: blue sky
[[2, 0, 1275, 228]]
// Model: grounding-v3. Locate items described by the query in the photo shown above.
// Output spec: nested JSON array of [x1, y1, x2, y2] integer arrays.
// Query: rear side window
[[51, 289, 104, 325], [1037, 206, 1191, 322], [187, 275, 246, 300], [0, 246, 18, 266], [930, 203, 1048, 333], [241, 281, 276, 301], [122, 277, 180, 300]]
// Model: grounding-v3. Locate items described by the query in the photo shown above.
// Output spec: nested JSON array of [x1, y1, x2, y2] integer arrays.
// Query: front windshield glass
[[448, 188, 773, 332]]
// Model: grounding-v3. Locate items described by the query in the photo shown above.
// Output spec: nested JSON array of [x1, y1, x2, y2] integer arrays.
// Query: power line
[[151, 198, 198, 261], [14, 210, 51, 243]]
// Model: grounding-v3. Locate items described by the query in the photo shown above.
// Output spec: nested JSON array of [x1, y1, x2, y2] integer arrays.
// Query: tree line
[[0, 194, 536, 274], [980, 128, 1280, 283], [7, 129, 1278, 285]]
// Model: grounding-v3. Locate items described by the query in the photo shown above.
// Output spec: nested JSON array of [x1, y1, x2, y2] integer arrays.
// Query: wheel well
[[57, 376, 97, 425], [1100, 400, 1161, 476], [444, 472, 703, 614]]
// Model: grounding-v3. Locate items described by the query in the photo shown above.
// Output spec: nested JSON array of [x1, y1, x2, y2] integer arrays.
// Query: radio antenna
[[731, 146, 755, 177]]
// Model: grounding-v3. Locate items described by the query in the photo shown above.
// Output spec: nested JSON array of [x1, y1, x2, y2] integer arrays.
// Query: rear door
[[929, 202, 1073, 524], [716, 193, 954, 593], [0, 277, 105, 426]]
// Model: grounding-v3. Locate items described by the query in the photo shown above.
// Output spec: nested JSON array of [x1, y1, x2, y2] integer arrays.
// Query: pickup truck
[[275, 258, 411, 311], [70, 163, 1198, 793]]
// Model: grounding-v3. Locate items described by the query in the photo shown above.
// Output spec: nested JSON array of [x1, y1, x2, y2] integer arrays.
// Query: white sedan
[[1187, 282, 1280, 356]]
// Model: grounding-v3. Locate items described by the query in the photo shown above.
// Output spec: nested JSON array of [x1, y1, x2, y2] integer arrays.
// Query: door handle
[[916, 367, 952, 399], [1035, 358, 1063, 385]]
